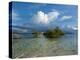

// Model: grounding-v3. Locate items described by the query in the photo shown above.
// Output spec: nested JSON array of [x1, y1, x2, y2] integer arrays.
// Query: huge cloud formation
[[33, 10, 60, 25]]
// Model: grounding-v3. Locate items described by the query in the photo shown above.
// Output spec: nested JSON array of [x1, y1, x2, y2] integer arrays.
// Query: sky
[[10, 1, 78, 31]]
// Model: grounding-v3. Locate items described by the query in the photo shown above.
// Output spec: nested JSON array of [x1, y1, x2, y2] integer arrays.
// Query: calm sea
[[12, 33, 78, 58]]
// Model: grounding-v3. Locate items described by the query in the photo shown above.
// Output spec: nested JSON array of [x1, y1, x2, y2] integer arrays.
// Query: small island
[[32, 27, 64, 38], [32, 31, 41, 37], [43, 27, 64, 38]]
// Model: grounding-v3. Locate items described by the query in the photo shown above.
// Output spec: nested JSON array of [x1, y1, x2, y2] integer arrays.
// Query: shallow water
[[12, 33, 78, 58]]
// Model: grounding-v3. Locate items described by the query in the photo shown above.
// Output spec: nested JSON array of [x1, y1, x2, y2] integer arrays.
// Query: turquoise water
[[12, 33, 78, 58]]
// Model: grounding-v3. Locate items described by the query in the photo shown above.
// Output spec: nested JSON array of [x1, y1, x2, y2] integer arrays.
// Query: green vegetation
[[32, 31, 40, 37], [31, 27, 64, 38], [44, 27, 64, 38]]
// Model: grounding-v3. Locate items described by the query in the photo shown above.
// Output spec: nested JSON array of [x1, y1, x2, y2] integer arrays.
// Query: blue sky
[[10, 2, 78, 31]]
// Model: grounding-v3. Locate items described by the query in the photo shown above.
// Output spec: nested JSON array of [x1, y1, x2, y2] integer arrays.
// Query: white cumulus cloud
[[32, 10, 60, 25], [48, 10, 60, 21], [67, 25, 78, 30], [61, 16, 72, 21], [37, 11, 48, 24]]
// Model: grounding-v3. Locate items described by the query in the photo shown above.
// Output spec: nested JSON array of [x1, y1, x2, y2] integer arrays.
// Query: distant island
[[32, 27, 64, 38], [43, 27, 64, 38]]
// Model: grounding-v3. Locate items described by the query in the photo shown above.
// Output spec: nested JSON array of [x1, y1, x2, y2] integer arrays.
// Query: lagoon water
[[12, 33, 78, 58]]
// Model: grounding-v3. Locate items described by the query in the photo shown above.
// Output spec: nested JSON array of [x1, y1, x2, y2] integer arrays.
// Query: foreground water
[[12, 33, 78, 58]]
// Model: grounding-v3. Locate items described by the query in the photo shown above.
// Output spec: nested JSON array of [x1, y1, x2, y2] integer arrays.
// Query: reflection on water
[[12, 33, 78, 58]]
